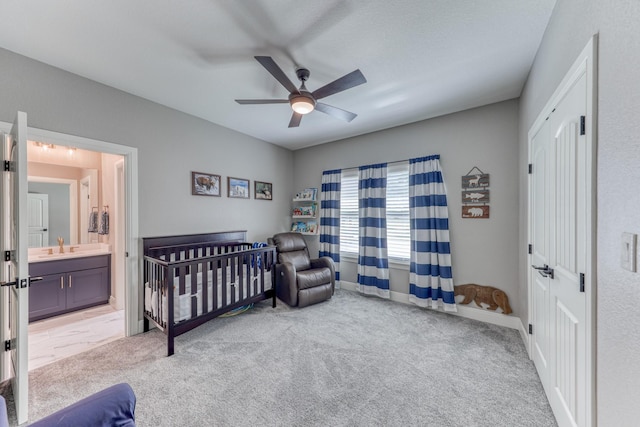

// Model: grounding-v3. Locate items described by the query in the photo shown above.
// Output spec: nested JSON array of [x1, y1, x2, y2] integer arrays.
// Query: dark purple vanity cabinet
[[29, 254, 111, 322]]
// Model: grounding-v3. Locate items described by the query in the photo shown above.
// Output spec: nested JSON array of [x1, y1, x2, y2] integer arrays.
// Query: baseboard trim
[[518, 320, 531, 356], [340, 281, 521, 330]]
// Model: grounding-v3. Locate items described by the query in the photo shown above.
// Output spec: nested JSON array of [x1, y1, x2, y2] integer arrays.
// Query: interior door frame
[[527, 35, 598, 426], [0, 122, 141, 337]]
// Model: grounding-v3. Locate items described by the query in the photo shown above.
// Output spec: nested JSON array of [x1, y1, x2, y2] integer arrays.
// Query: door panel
[[1, 112, 29, 424], [28, 193, 49, 248], [530, 66, 590, 427], [530, 119, 551, 390], [548, 73, 587, 427]]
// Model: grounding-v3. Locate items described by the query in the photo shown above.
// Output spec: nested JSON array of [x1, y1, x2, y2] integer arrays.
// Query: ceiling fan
[[235, 56, 367, 128]]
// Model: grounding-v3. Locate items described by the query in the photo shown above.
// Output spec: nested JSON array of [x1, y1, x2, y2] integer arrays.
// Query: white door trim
[[0, 122, 141, 337], [527, 35, 597, 426]]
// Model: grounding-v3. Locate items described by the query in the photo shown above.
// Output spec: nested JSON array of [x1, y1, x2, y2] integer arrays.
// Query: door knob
[[532, 264, 554, 279]]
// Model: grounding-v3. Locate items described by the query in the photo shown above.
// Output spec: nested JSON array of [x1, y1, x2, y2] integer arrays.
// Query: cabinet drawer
[[30, 254, 110, 276]]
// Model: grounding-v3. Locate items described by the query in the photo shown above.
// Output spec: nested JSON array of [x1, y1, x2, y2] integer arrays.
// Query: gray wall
[[0, 47, 293, 242], [518, 0, 640, 423], [293, 100, 521, 314], [28, 182, 70, 246]]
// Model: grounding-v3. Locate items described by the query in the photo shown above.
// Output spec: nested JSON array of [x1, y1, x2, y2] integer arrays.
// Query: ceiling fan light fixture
[[290, 93, 316, 115]]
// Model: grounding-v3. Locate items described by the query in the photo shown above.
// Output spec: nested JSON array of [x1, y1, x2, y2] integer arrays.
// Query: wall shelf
[[291, 188, 318, 235]]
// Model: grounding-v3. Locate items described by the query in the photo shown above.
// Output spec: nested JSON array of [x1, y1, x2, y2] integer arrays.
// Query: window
[[339, 169, 359, 255], [339, 163, 410, 261]]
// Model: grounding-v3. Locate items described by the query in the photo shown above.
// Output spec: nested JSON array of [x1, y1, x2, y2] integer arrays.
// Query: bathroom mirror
[[28, 164, 98, 248]]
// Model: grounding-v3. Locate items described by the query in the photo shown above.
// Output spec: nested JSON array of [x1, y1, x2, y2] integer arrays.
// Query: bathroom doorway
[[26, 143, 127, 370], [0, 120, 140, 370]]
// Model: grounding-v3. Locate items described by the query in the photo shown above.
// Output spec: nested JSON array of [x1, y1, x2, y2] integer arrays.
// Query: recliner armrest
[[275, 262, 298, 306], [310, 257, 336, 294]]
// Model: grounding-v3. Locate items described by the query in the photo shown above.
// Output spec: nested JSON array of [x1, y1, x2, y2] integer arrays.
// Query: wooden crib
[[142, 231, 276, 355]]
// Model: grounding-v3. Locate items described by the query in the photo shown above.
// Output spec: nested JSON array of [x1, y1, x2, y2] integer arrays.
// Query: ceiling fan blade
[[235, 99, 289, 104], [315, 102, 358, 122], [254, 56, 299, 94], [288, 112, 303, 128], [312, 69, 367, 100]]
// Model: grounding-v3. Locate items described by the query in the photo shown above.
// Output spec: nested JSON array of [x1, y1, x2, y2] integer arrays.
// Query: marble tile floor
[[28, 304, 125, 371]]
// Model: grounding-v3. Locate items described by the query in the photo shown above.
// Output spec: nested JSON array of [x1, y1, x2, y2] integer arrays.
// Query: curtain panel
[[408, 155, 456, 311], [320, 169, 341, 284], [356, 163, 390, 298]]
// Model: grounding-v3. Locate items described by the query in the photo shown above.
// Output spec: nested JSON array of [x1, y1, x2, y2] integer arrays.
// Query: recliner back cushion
[[273, 232, 311, 271]]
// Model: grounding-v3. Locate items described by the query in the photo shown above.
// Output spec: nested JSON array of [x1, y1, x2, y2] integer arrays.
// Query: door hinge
[[580, 273, 585, 292], [528, 324, 533, 335], [4, 250, 11, 262], [3, 160, 13, 172], [125, 252, 129, 258], [4, 339, 14, 351], [528, 164, 533, 174], [528, 244, 532, 254], [580, 116, 586, 135]]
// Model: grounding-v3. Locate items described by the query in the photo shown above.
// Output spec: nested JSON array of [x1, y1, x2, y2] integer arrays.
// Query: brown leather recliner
[[270, 232, 335, 308]]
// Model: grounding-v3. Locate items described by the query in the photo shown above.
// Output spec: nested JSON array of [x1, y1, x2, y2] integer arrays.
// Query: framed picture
[[191, 171, 221, 197], [255, 181, 273, 200], [227, 177, 250, 198]]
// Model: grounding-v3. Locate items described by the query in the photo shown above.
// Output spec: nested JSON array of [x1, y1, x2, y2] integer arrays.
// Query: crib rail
[[143, 242, 276, 355]]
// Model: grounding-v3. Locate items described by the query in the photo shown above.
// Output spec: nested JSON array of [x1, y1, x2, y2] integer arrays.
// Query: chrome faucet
[[57, 236, 64, 254]]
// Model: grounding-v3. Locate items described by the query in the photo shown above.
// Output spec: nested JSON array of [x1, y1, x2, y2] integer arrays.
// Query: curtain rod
[[339, 158, 408, 173]]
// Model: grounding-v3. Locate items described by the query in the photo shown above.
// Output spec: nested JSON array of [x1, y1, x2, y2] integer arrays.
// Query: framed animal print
[[191, 171, 221, 197], [228, 177, 250, 199], [254, 181, 273, 200]]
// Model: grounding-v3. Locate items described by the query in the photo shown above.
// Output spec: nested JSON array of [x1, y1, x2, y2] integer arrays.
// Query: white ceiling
[[0, 1, 556, 150]]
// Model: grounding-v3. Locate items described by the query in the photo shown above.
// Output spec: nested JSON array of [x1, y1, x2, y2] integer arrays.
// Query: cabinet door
[[29, 273, 66, 322], [66, 267, 110, 310]]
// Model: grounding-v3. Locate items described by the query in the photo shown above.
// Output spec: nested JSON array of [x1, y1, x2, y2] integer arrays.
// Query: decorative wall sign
[[461, 166, 490, 219], [462, 205, 490, 219], [461, 190, 489, 203], [461, 172, 490, 188]]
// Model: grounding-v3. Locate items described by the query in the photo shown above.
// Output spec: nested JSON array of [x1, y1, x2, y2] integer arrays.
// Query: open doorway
[[0, 121, 140, 372], [26, 143, 127, 369]]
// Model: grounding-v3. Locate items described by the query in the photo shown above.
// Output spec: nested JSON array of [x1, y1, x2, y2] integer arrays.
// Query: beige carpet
[[3, 289, 556, 426]]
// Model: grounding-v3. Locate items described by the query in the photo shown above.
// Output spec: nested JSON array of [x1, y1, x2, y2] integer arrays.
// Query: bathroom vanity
[[28, 245, 111, 322]]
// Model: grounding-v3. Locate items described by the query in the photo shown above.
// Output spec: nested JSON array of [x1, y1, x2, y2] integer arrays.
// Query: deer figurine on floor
[[454, 284, 512, 314]]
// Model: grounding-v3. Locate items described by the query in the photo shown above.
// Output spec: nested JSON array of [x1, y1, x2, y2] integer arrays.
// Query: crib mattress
[[145, 266, 272, 324]]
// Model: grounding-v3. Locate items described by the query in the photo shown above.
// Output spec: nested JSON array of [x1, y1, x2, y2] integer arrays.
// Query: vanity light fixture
[[67, 146, 77, 156], [33, 141, 55, 151]]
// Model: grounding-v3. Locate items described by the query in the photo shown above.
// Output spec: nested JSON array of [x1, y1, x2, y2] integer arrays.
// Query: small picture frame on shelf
[[292, 204, 316, 217], [291, 220, 317, 234], [295, 187, 317, 200], [254, 181, 273, 200], [227, 177, 250, 199], [191, 171, 221, 197]]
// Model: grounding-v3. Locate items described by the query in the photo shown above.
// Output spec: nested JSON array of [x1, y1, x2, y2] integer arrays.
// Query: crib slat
[[201, 260, 209, 314]]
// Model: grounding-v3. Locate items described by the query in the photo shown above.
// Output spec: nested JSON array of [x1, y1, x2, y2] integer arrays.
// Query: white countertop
[[28, 243, 111, 263]]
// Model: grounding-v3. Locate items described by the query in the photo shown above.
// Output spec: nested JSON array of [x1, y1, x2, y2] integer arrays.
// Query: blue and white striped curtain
[[356, 163, 390, 298], [408, 155, 456, 312], [320, 169, 341, 284]]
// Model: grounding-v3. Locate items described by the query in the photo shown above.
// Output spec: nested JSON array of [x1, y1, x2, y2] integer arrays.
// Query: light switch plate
[[621, 232, 637, 272]]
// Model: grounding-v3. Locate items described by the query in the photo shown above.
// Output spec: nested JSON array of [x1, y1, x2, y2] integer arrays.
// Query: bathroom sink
[[29, 244, 111, 263]]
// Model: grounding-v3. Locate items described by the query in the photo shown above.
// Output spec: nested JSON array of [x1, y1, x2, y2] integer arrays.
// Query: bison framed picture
[[191, 171, 221, 197]]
